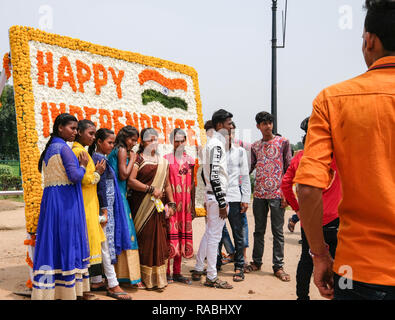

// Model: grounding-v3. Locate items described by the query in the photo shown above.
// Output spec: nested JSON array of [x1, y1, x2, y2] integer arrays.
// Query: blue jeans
[[218, 224, 235, 256], [334, 273, 395, 300], [217, 202, 246, 271], [242, 212, 249, 248]]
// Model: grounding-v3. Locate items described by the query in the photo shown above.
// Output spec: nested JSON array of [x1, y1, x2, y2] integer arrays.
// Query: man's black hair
[[364, 0, 395, 51], [204, 120, 213, 131], [211, 109, 233, 129], [255, 111, 274, 125]]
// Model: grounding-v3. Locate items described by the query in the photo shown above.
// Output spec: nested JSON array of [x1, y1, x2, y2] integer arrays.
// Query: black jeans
[[334, 273, 395, 300], [252, 198, 285, 272], [296, 218, 339, 300], [217, 202, 245, 271]]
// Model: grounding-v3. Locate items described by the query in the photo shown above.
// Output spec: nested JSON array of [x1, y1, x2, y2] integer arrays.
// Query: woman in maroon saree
[[127, 128, 176, 291]]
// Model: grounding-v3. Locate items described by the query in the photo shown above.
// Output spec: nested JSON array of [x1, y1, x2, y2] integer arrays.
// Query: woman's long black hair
[[137, 127, 159, 154], [114, 125, 139, 150], [38, 113, 78, 173], [88, 128, 114, 156]]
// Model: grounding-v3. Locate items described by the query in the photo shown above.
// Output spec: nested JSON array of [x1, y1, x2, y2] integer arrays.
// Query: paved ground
[[0, 199, 323, 300]]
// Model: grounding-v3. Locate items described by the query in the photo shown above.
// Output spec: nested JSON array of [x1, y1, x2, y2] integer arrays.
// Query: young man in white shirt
[[218, 121, 251, 282], [192, 109, 233, 289]]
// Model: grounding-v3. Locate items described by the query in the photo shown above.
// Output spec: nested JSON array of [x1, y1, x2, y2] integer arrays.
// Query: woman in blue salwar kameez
[[32, 113, 94, 300]]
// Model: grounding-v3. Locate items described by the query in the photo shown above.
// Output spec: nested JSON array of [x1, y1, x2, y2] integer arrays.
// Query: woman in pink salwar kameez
[[164, 128, 196, 284]]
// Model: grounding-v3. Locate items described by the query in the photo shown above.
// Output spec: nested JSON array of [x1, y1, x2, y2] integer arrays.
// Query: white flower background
[[28, 40, 206, 210]]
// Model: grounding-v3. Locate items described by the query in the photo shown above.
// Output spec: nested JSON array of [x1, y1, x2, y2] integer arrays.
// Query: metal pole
[[271, 0, 278, 134]]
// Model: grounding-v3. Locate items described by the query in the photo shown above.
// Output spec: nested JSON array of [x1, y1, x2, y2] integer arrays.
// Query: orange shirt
[[294, 56, 395, 286]]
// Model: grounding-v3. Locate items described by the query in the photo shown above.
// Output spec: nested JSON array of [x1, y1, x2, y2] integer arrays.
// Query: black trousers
[[296, 218, 339, 300]]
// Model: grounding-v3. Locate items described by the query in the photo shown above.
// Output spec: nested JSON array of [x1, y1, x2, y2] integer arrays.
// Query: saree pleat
[[128, 154, 169, 289]]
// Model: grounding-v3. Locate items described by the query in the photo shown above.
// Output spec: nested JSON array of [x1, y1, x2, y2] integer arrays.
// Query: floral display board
[[8, 26, 207, 234]]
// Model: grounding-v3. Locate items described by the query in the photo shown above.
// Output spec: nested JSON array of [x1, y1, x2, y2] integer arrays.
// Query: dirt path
[[0, 199, 323, 300]]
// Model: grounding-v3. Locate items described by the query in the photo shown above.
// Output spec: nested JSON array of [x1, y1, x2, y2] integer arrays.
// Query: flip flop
[[274, 268, 291, 282], [106, 290, 132, 300], [167, 274, 174, 284], [204, 277, 233, 289]]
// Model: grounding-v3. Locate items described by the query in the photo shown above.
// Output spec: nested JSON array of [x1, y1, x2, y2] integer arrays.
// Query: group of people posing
[[30, 0, 395, 301], [32, 114, 196, 300], [30, 105, 341, 301]]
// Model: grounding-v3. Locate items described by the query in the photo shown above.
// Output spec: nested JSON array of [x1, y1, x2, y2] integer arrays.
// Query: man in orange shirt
[[294, 0, 395, 300]]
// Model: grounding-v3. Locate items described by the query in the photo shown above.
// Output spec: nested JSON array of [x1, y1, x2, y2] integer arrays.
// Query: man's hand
[[240, 203, 248, 213], [312, 251, 334, 299], [219, 204, 228, 220]]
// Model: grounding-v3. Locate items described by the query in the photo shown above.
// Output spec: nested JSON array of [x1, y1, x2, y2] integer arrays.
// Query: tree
[[0, 83, 19, 160], [291, 141, 304, 152]]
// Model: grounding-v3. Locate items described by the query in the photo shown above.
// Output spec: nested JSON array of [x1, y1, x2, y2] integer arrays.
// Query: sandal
[[167, 274, 174, 284], [288, 217, 295, 233], [244, 261, 261, 273], [133, 282, 146, 290], [173, 274, 192, 285], [191, 270, 205, 281], [204, 277, 233, 289], [233, 269, 245, 282], [274, 268, 291, 282], [221, 254, 234, 265], [106, 290, 132, 300]]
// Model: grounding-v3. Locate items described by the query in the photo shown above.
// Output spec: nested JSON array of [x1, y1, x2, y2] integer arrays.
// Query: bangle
[[144, 185, 149, 193], [149, 186, 155, 194], [309, 244, 330, 259]]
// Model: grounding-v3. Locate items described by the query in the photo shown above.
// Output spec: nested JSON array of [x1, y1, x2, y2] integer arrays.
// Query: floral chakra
[[8, 26, 207, 234]]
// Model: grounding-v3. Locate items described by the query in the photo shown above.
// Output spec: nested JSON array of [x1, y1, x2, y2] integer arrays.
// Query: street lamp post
[[271, 0, 278, 134], [271, 0, 287, 135]]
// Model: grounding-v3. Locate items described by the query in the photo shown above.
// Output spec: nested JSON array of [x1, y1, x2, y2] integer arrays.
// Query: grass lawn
[[0, 195, 24, 202], [8, 164, 20, 176]]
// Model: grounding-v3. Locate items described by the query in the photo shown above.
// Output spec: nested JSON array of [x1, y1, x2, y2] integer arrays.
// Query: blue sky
[[0, 0, 368, 144]]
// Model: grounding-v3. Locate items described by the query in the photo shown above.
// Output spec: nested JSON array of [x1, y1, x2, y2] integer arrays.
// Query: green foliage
[[0, 173, 22, 191], [0, 165, 22, 191], [291, 141, 304, 152], [0, 164, 13, 176], [0, 84, 19, 160]]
